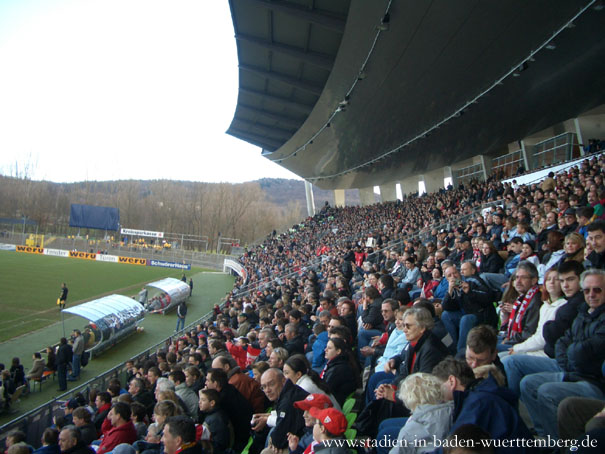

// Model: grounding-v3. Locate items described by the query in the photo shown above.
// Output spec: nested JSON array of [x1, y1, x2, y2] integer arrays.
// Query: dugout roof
[[63, 295, 144, 329], [226, 0, 605, 190]]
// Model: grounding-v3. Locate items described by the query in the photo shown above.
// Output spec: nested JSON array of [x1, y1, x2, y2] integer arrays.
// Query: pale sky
[[0, 0, 303, 183]]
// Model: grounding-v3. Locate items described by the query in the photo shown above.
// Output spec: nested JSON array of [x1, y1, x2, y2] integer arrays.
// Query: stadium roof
[[227, 0, 605, 190]]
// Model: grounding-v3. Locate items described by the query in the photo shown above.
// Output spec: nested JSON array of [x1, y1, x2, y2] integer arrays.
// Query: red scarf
[[507, 285, 539, 338]]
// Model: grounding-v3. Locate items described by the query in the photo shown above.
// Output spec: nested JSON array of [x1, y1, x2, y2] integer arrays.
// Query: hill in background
[[257, 178, 365, 210]]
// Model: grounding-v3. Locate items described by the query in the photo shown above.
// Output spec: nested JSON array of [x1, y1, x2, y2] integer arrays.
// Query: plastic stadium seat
[[346, 412, 357, 427], [345, 427, 357, 440], [342, 394, 356, 414]]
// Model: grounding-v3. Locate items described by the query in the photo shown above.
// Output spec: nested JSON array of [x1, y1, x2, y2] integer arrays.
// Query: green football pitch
[[0, 250, 235, 423], [0, 250, 202, 342]]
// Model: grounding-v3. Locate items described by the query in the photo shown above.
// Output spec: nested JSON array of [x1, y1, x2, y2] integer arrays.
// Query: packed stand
[[3, 154, 605, 454]]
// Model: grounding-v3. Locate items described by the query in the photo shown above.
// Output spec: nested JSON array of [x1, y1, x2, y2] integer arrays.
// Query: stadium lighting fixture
[[545, 42, 556, 50]]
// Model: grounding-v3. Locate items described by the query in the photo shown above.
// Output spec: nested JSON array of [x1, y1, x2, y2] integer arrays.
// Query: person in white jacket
[[502, 268, 566, 357]]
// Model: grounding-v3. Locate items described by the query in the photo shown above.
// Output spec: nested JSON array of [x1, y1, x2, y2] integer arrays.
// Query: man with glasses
[[520, 269, 605, 440], [503, 261, 585, 397], [497, 262, 542, 352], [252, 368, 308, 454]]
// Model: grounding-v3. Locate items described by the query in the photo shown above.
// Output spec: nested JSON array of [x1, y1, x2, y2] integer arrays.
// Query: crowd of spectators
[[3, 153, 605, 454]]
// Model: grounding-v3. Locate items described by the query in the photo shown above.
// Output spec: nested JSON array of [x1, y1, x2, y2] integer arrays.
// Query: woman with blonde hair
[[563, 232, 585, 264], [388, 373, 454, 454]]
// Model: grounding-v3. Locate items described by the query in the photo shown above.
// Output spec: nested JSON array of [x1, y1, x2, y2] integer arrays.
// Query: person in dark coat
[[520, 269, 605, 439], [253, 368, 309, 452], [33, 428, 60, 454], [93, 391, 112, 435], [365, 306, 450, 404], [433, 357, 533, 453], [356, 307, 450, 438], [72, 407, 97, 446], [441, 265, 498, 353], [283, 323, 305, 356], [58, 426, 95, 454], [197, 388, 230, 453], [320, 338, 357, 406], [586, 221, 605, 269], [56, 338, 72, 392], [479, 240, 504, 273], [205, 367, 253, 453], [128, 378, 155, 418]]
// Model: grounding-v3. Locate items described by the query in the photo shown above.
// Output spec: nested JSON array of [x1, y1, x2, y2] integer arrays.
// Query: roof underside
[[227, 0, 605, 190]]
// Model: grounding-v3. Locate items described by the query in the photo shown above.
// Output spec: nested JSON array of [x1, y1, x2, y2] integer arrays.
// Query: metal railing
[[532, 132, 578, 168], [492, 149, 524, 178]]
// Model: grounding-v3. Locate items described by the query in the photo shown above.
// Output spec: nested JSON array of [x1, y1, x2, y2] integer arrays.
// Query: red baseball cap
[[293, 393, 333, 411], [309, 407, 347, 436]]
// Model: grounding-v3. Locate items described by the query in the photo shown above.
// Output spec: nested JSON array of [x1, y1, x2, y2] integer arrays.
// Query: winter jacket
[[556, 302, 605, 392], [389, 401, 454, 454], [361, 297, 385, 330], [448, 375, 533, 454], [227, 367, 266, 413], [96, 421, 138, 454], [175, 382, 199, 417], [542, 291, 584, 358], [60, 442, 95, 454], [375, 329, 408, 373], [269, 379, 309, 449], [218, 382, 254, 452], [199, 408, 230, 453], [322, 354, 357, 406], [480, 252, 504, 274], [311, 331, 329, 370], [392, 331, 450, 384], [26, 358, 46, 380], [442, 278, 497, 325]]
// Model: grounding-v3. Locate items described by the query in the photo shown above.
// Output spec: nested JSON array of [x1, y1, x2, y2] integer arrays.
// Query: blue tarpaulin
[[69, 204, 120, 231]]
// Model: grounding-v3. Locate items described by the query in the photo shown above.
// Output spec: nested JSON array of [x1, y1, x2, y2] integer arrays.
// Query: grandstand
[[2, 2, 605, 454]]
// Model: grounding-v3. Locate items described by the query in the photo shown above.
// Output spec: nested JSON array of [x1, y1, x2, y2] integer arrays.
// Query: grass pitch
[[0, 250, 198, 343]]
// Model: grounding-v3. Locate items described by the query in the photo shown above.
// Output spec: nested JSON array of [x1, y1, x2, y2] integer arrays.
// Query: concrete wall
[[379, 184, 397, 202], [400, 175, 419, 196], [359, 187, 375, 206], [421, 167, 446, 194]]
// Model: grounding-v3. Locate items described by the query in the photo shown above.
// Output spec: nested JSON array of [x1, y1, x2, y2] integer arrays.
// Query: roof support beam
[[241, 0, 346, 33], [235, 33, 334, 70], [239, 104, 304, 129], [240, 64, 324, 96], [239, 87, 315, 114]]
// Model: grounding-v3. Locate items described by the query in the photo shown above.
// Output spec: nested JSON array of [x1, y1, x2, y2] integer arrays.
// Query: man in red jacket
[[96, 402, 137, 454]]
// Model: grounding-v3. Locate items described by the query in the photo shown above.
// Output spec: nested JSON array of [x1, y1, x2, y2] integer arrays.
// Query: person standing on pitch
[[68, 329, 84, 381], [59, 282, 68, 310], [175, 301, 187, 332]]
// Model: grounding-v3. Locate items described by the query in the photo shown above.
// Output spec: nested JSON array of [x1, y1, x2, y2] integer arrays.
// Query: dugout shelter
[[62, 295, 145, 357], [145, 277, 190, 314]]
